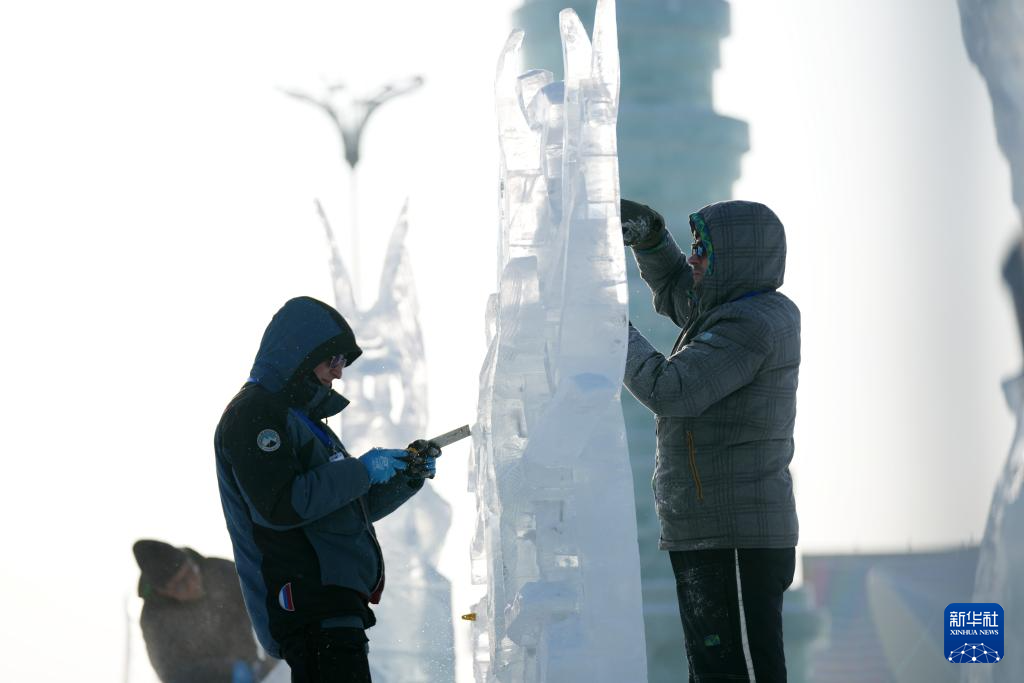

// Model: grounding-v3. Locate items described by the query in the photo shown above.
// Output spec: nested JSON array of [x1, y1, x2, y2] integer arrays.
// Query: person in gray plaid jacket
[[621, 198, 800, 682]]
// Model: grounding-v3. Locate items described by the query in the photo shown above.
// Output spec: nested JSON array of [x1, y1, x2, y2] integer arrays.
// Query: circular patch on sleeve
[[257, 429, 281, 453]]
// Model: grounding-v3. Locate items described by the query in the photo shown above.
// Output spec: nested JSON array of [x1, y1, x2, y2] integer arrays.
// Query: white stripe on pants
[[734, 549, 757, 681]]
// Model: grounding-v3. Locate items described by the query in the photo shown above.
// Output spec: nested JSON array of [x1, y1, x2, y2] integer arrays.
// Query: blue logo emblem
[[945, 603, 1003, 664]]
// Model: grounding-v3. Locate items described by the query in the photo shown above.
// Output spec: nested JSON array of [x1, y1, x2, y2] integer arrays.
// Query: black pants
[[281, 626, 371, 683], [669, 548, 795, 682]]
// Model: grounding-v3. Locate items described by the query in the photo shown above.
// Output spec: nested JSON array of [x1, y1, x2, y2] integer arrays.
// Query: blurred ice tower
[[469, 0, 648, 680], [327, 203, 455, 682], [958, 1, 1024, 681]]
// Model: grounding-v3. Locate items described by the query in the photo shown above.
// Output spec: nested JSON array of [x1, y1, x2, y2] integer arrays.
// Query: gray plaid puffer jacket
[[623, 200, 800, 551]]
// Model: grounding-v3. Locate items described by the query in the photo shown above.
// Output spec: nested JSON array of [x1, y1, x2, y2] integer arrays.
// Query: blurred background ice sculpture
[[325, 203, 455, 683], [283, 77, 424, 304], [469, 1, 648, 681], [283, 84, 454, 682], [958, 1, 1024, 680]]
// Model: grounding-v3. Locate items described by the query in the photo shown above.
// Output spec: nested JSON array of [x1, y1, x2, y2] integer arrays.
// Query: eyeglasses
[[689, 212, 710, 260], [328, 354, 346, 370]]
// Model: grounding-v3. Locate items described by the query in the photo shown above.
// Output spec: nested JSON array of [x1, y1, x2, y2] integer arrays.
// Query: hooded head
[[248, 297, 363, 417], [688, 200, 787, 310]]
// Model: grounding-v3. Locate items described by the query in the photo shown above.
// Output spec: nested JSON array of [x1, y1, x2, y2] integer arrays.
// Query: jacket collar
[[303, 380, 350, 420]]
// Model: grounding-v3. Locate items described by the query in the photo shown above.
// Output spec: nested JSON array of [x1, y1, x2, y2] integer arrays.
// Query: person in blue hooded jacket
[[215, 296, 441, 682]]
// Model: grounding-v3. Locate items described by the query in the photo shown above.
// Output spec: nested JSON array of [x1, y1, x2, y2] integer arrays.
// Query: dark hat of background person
[[133, 539, 187, 589]]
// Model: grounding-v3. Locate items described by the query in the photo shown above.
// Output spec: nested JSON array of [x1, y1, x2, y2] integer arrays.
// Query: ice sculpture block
[[471, 1, 648, 680], [958, 2, 1024, 681], [958, 0, 1024, 218], [966, 247, 1024, 683]]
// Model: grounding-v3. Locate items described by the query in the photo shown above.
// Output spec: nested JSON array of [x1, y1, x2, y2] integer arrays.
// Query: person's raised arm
[[621, 199, 695, 328], [623, 317, 771, 418]]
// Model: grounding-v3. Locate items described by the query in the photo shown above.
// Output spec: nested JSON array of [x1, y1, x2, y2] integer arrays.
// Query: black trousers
[[281, 626, 371, 683], [669, 548, 795, 682]]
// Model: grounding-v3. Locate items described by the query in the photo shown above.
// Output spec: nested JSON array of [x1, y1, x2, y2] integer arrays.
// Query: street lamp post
[[283, 75, 424, 304]]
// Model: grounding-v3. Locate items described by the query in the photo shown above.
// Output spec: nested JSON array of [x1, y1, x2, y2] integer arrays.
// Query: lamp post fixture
[[283, 75, 424, 304]]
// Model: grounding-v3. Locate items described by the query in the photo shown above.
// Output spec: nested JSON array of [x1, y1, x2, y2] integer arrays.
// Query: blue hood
[[248, 297, 362, 414]]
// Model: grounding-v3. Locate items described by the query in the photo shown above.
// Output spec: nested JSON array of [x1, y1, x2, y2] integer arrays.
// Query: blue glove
[[358, 448, 409, 485]]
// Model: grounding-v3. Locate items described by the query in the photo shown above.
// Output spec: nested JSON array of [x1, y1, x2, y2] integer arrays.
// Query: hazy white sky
[[718, 0, 1018, 555], [0, 1, 1018, 681]]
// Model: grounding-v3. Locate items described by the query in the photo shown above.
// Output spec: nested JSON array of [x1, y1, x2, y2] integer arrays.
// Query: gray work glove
[[621, 199, 666, 249], [401, 439, 442, 480]]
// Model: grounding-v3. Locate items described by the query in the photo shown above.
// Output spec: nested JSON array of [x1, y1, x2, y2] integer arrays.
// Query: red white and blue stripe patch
[[278, 582, 296, 612]]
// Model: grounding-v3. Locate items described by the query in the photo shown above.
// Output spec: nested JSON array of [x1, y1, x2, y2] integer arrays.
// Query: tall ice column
[[470, 1, 648, 681], [512, 2, 748, 679]]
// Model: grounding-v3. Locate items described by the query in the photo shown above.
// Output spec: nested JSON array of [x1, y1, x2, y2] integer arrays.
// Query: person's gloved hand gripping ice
[[620, 198, 666, 250]]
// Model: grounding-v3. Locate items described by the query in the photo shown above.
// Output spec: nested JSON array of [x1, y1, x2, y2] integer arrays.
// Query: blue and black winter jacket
[[214, 296, 423, 657]]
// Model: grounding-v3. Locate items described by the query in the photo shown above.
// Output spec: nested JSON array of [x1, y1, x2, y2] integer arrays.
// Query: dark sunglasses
[[328, 354, 346, 370], [689, 212, 712, 260]]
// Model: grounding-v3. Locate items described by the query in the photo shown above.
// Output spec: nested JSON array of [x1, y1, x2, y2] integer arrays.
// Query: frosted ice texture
[[470, 1, 647, 680], [967, 376, 1024, 683], [958, 0, 1024, 218], [320, 201, 455, 682], [958, 2, 1024, 681], [512, 6, 751, 681]]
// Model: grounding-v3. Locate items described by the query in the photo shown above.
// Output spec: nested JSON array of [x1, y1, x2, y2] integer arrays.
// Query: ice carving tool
[[427, 424, 472, 450], [401, 424, 472, 480]]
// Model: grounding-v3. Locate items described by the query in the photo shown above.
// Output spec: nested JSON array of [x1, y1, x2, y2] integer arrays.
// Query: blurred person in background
[[133, 539, 268, 682]]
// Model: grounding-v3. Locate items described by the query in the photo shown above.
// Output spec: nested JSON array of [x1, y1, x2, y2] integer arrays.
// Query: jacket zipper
[[686, 431, 704, 501]]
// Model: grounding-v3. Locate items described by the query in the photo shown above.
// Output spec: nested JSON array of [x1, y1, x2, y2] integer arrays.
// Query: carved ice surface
[[321, 201, 455, 683], [964, 376, 1024, 683], [958, 0, 1024, 217], [471, 1, 647, 681], [958, 2, 1024, 682]]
